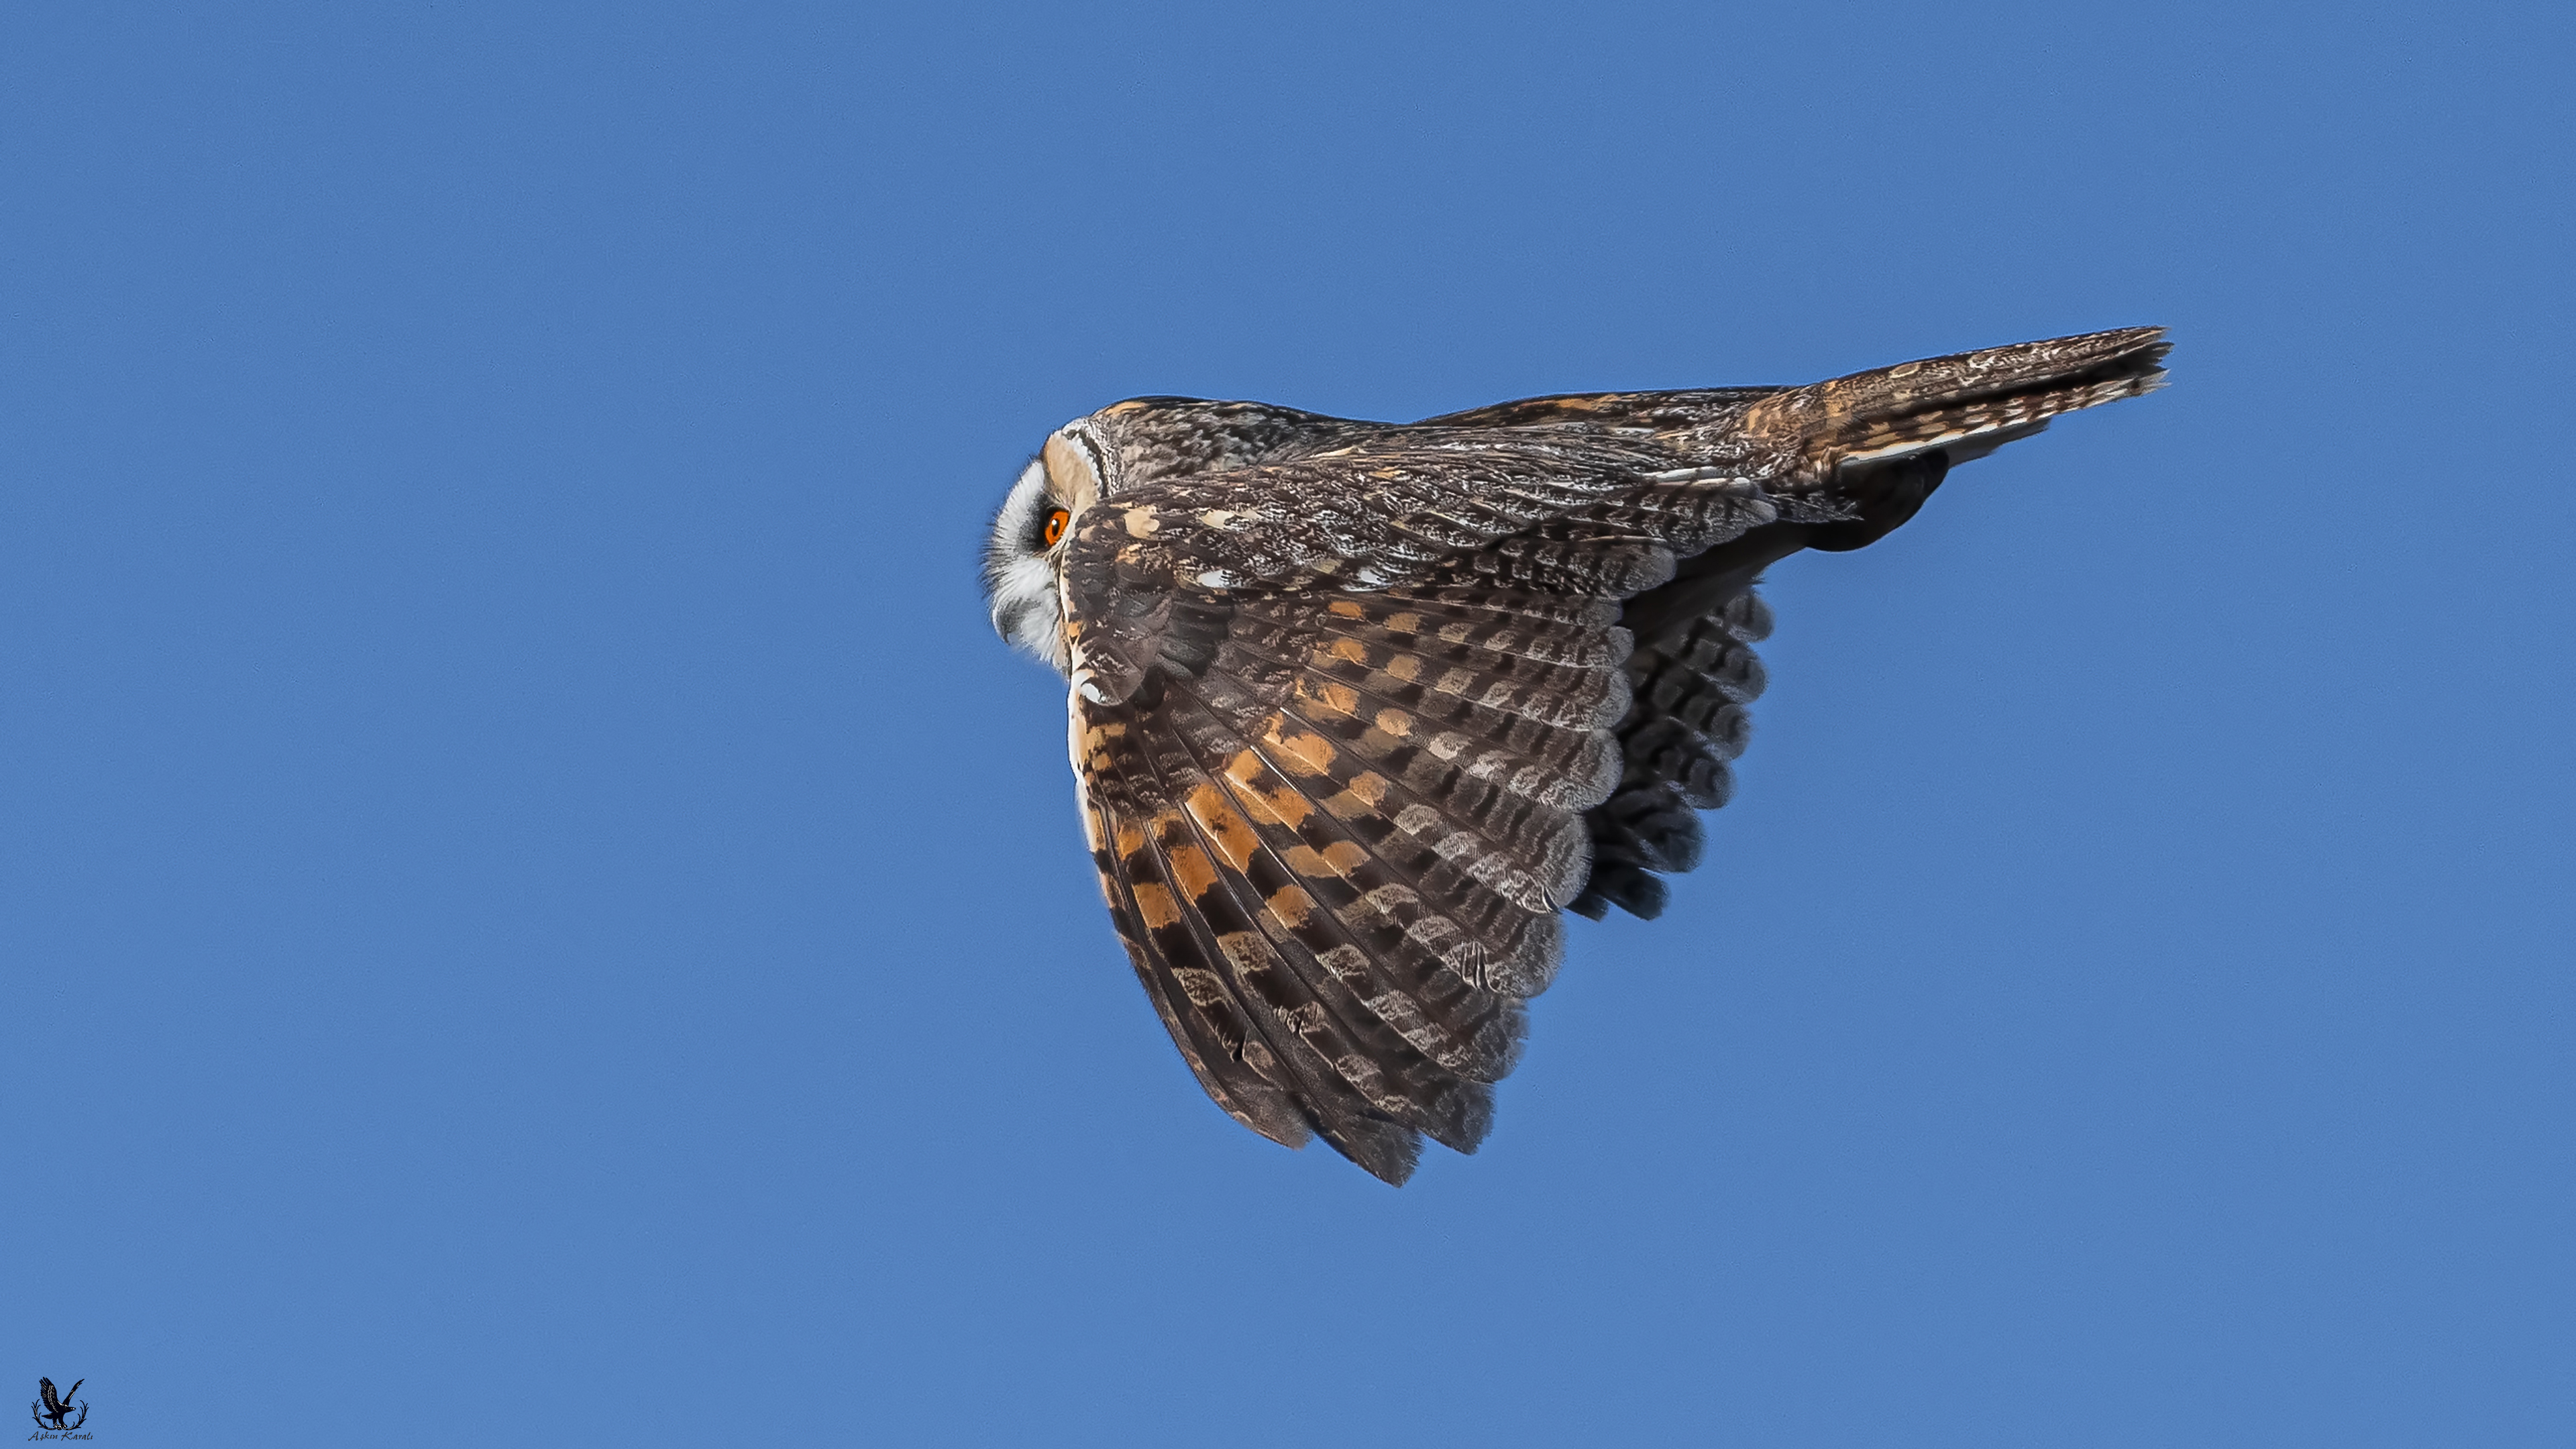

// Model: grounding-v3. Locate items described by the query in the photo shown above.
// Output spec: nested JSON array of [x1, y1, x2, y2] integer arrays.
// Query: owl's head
[[982, 421, 1107, 676]]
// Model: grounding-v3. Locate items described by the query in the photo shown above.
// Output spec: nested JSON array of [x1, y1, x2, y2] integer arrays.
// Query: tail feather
[[1733, 325, 2169, 480]]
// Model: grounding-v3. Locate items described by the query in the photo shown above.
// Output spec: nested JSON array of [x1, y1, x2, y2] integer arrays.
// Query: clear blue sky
[[7, 3, 2570, 1444]]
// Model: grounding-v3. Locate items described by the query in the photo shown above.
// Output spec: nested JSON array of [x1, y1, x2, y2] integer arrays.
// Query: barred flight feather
[[1116, 708, 1435, 1181], [1084, 788, 1314, 1148], [1122, 673, 1536, 1078], [1157, 688, 1503, 1145]]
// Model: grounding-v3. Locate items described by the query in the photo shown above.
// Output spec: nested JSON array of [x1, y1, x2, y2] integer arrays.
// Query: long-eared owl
[[983, 327, 2168, 1183]]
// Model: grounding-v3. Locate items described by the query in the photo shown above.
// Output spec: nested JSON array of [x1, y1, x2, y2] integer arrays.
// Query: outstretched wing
[[1071, 582, 1639, 1182], [1063, 328, 2168, 1178]]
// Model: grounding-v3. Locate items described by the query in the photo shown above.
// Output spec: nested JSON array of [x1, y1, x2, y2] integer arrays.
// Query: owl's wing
[[1071, 581, 1637, 1183]]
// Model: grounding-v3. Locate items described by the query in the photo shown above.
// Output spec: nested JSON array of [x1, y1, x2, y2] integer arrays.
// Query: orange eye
[[1041, 508, 1069, 548]]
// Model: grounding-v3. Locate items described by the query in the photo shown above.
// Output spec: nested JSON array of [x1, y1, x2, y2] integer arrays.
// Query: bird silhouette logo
[[30, 1377, 87, 1432]]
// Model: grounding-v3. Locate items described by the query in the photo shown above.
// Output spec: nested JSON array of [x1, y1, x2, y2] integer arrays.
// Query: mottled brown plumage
[[985, 327, 2169, 1182]]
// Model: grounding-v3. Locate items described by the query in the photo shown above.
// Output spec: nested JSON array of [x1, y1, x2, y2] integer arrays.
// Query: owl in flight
[[984, 327, 2167, 1183]]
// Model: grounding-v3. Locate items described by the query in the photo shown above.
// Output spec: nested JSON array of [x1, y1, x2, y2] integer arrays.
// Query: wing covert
[[1053, 426, 1790, 708]]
